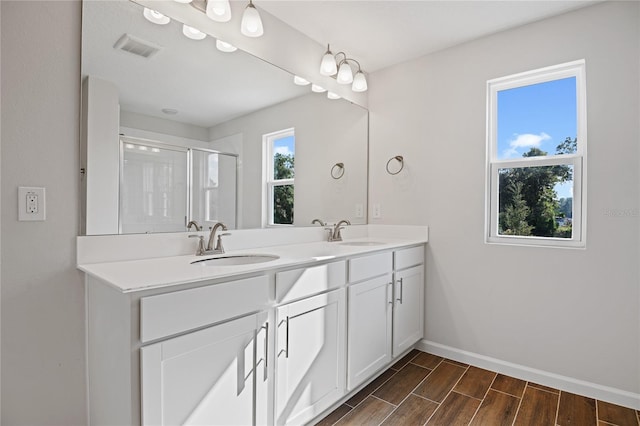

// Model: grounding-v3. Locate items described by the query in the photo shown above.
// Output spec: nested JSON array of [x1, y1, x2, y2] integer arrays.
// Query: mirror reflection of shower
[[119, 137, 237, 234]]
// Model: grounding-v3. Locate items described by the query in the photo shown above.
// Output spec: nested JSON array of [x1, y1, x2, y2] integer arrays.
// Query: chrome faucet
[[311, 218, 326, 226], [187, 220, 202, 231], [207, 222, 229, 253], [330, 219, 351, 242]]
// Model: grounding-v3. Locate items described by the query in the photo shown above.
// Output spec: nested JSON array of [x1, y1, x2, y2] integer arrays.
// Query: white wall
[[1, 1, 86, 424], [369, 0, 639, 398], [210, 93, 368, 229]]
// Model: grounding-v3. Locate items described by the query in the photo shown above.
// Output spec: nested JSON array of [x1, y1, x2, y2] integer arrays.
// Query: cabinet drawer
[[348, 252, 393, 282], [276, 261, 346, 303], [394, 245, 424, 270], [140, 275, 270, 343]]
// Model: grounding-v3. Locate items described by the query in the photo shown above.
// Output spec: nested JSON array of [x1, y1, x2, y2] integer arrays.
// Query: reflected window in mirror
[[264, 129, 295, 226]]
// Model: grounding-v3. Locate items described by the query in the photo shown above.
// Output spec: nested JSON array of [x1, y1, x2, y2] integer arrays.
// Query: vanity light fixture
[[336, 60, 354, 84], [352, 70, 368, 92], [143, 8, 170, 25], [241, 0, 264, 38], [320, 45, 338, 76], [327, 91, 341, 100], [319, 45, 368, 92], [206, 0, 231, 22], [311, 84, 326, 93], [174, 0, 193, 3], [216, 40, 237, 52], [182, 24, 207, 40], [293, 76, 310, 86]]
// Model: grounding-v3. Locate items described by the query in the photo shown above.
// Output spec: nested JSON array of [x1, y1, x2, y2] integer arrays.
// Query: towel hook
[[386, 156, 404, 175], [331, 162, 345, 179]]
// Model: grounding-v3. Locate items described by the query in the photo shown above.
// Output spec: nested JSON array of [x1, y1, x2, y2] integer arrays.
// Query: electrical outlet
[[355, 203, 364, 218], [18, 186, 46, 221], [372, 203, 381, 218]]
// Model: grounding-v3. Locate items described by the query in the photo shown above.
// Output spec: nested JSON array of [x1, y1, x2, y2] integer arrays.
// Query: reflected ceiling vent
[[113, 34, 162, 58]]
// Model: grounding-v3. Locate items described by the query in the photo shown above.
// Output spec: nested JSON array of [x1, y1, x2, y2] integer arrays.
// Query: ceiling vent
[[113, 34, 162, 59]]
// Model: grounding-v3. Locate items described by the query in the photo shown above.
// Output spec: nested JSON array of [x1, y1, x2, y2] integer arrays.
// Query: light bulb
[[241, 1, 264, 37], [327, 92, 341, 100], [293, 76, 310, 86], [320, 46, 337, 76], [206, 0, 231, 22], [337, 61, 353, 84], [311, 84, 326, 93], [352, 71, 368, 92], [216, 40, 237, 52], [143, 8, 170, 25], [182, 24, 206, 40]]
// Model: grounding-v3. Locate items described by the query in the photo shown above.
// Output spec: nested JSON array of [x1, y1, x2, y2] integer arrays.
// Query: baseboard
[[417, 340, 640, 411]]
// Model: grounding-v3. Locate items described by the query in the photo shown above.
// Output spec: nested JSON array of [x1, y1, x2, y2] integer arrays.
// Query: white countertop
[[78, 237, 426, 293]]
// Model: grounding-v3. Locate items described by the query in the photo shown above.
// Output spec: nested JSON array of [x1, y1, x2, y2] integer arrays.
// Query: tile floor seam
[[327, 406, 352, 426], [410, 391, 441, 405], [465, 372, 499, 426], [510, 384, 528, 426], [491, 387, 523, 400], [523, 382, 560, 397], [421, 364, 471, 424], [370, 393, 398, 407], [346, 368, 399, 410], [526, 382, 559, 395], [554, 390, 562, 426], [375, 363, 437, 426]]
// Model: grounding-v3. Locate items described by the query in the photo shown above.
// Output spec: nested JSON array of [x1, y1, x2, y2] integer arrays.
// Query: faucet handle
[[189, 234, 206, 256], [214, 233, 232, 252]]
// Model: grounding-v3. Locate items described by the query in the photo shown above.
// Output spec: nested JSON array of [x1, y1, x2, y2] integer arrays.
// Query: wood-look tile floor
[[316, 350, 640, 426]]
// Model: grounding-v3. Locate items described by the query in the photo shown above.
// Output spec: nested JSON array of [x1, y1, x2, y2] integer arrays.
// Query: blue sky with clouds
[[497, 77, 576, 198]]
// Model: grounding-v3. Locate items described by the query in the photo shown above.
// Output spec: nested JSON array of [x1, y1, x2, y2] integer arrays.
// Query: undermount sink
[[191, 254, 280, 266], [340, 241, 386, 247]]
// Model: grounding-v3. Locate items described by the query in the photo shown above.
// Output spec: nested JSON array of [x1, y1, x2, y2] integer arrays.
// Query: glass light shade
[[352, 71, 368, 92], [182, 25, 206, 40], [206, 0, 231, 22], [241, 3, 264, 37], [311, 84, 326, 93], [174, 0, 193, 3], [293, 76, 310, 86], [320, 52, 337, 76], [143, 8, 170, 25], [337, 62, 353, 84], [216, 40, 237, 52], [327, 91, 341, 100]]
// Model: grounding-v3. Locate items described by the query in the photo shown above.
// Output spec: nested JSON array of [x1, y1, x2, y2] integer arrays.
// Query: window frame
[[485, 60, 587, 248], [262, 128, 295, 227]]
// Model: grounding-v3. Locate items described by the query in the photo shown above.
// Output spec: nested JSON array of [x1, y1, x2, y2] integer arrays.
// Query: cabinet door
[[275, 289, 346, 425], [347, 274, 393, 390], [393, 265, 424, 357], [141, 312, 269, 426]]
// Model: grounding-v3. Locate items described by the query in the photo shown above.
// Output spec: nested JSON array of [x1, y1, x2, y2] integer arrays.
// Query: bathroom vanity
[[79, 228, 427, 425]]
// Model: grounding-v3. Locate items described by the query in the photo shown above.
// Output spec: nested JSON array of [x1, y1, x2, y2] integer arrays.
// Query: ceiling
[[81, 0, 600, 128], [258, 0, 601, 72]]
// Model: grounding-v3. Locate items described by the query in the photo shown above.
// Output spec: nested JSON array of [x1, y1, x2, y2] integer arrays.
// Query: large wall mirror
[[81, 0, 369, 235]]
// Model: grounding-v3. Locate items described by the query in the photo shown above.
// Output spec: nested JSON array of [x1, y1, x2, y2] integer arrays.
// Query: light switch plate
[[18, 186, 46, 221]]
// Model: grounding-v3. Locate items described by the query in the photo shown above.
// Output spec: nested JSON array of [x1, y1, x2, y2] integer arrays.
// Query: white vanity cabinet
[[346, 246, 424, 390], [274, 263, 347, 425], [141, 311, 269, 425], [346, 252, 394, 390], [83, 240, 426, 426]]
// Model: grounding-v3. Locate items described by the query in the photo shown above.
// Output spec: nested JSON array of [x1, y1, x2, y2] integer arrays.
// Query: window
[[263, 129, 295, 226], [486, 60, 586, 247]]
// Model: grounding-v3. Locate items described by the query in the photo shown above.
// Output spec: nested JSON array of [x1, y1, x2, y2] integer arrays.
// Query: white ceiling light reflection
[[183, 25, 206, 40]]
